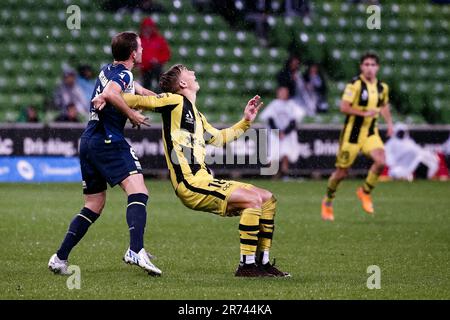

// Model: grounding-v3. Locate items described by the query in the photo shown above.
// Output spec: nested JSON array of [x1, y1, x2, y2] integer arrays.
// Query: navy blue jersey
[[81, 63, 135, 142]]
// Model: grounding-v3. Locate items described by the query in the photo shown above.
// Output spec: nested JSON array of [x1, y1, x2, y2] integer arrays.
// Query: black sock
[[126, 193, 149, 253], [57, 207, 100, 260]]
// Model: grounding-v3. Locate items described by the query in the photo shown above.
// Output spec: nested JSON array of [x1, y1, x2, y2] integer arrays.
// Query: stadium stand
[[0, 0, 286, 123], [266, 0, 450, 124], [0, 0, 448, 123]]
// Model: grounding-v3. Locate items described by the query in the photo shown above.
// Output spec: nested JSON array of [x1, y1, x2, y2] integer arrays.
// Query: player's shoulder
[[116, 69, 133, 80], [348, 75, 361, 85], [155, 92, 184, 103], [379, 80, 389, 90]]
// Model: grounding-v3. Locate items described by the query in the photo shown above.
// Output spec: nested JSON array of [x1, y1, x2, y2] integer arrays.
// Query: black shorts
[[79, 138, 143, 194]]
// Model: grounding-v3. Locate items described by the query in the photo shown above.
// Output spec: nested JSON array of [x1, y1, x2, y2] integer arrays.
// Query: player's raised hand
[[129, 110, 150, 129], [244, 95, 263, 122], [92, 94, 107, 111]]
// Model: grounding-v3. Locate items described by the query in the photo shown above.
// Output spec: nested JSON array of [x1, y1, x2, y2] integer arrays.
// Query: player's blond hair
[[159, 64, 187, 93]]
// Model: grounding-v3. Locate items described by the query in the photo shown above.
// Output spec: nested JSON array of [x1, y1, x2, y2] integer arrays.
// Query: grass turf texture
[[0, 180, 449, 299]]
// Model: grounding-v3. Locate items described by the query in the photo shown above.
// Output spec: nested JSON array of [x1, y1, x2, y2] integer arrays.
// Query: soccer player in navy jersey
[[48, 31, 162, 276]]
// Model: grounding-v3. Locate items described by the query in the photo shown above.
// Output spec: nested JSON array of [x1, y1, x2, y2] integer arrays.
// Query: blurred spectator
[[385, 123, 439, 181], [277, 55, 316, 116], [140, 17, 171, 92], [303, 63, 329, 113], [259, 87, 305, 179], [284, 0, 311, 17], [277, 55, 300, 97], [77, 65, 96, 111], [54, 103, 80, 123], [18, 105, 39, 123], [53, 69, 88, 116], [102, 0, 165, 13]]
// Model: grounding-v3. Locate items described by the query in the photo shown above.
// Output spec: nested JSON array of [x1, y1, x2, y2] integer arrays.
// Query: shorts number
[[208, 179, 226, 188]]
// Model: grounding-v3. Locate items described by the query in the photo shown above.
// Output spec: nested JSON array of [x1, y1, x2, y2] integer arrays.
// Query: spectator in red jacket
[[140, 17, 171, 92]]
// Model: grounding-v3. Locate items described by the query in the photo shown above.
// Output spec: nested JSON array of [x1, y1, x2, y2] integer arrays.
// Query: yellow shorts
[[335, 134, 384, 168], [175, 175, 253, 217]]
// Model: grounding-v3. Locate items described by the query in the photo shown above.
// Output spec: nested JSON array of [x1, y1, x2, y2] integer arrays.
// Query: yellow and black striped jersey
[[123, 92, 251, 189], [340, 74, 389, 144]]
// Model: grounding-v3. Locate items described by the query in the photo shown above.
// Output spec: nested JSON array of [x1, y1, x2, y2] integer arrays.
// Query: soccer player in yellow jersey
[[93, 64, 290, 277], [321, 53, 394, 221]]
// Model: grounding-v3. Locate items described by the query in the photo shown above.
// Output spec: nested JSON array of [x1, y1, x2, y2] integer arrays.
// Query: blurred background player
[[48, 32, 162, 276], [93, 65, 290, 277], [321, 52, 394, 221], [259, 86, 305, 179]]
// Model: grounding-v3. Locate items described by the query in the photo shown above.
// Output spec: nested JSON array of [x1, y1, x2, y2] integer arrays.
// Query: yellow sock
[[363, 171, 379, 194], [258, 196, 276, 253], [239, 208, 261, 256], [325, 177, 341, 202]]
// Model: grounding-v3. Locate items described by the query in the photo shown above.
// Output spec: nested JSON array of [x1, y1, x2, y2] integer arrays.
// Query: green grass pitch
[[0, 180, 449, 299]]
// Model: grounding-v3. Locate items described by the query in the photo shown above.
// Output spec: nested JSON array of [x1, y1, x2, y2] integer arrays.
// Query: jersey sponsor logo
[[98, 70, 109, 87], [185, 110, 194, 125], [361, 89, 368, 101], [181, 98, 196, 133], [89, 111, 99, 121]]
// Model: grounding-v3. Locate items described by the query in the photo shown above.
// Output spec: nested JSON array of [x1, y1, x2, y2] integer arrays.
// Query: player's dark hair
[[360, 52, 380, 65], [111, 32, 139, 61], [159, 64, 186, 93]]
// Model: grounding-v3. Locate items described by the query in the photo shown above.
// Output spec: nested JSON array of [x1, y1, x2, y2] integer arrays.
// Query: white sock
[[262, 251, 270, 265], [240, 254, 255, 265]]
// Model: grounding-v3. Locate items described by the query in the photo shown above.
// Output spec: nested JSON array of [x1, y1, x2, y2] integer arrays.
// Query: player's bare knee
[[84, 195, 106, 214], [374, 156, 386, 171], [335, 168, 348, 180], [246, 192, 263, 209], [260, 189, 273, 203], [374, 160, 385, 172], [85, 201, 105, 215]]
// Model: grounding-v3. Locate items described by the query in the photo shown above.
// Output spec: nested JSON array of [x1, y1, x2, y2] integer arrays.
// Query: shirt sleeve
[[200, 112, 251, 147], [342, 82, 359, 104], [111, 70, 133, 91], [122, 92, 183, 111]]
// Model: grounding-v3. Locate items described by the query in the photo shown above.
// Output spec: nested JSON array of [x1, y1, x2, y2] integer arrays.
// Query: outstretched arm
[[122, 92, 183, 111], [100, 81, 150, 127], [92, 92, 182, 112], [134, 81, 157, 96], [202, 95, 263, 147]]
